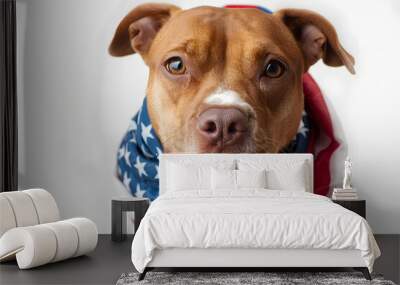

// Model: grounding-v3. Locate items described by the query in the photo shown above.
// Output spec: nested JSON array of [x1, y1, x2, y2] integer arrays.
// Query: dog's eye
[[263, 59, 285, 78], [165, 57, 186, 75]]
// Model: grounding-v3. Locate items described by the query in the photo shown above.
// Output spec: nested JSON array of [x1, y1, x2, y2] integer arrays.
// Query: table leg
[[111, 201, 123, 242]]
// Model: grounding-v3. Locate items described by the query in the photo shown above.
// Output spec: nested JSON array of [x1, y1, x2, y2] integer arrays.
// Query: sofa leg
[[354, 267, 371, 280], [138, 268, 148, 281]]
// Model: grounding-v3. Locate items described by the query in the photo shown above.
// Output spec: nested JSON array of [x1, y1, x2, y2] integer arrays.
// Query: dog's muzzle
[[196, 107, 250, 152]]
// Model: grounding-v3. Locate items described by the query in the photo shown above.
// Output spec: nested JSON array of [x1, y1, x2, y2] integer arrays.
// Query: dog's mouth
[[161, 125, 256, 154], [195, 128, 255, 153]]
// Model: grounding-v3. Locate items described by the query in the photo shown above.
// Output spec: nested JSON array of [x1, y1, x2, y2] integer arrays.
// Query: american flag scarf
[[116, 5, 339, 200]]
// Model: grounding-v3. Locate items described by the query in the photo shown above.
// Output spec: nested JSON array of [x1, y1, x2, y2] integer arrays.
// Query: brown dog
[[109, 3, 354, 154]]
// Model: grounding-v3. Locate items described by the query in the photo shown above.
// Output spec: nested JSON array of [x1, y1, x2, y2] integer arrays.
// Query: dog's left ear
[[275, 9, 355, 74], [109, 3, 181, 57]]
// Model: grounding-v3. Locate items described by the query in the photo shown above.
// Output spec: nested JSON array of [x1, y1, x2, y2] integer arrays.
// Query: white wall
[[17, 0, 400, 234]]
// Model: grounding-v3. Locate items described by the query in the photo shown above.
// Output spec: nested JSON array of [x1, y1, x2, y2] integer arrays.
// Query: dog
[[109, 3, 354, 154], [109, 3, 355, 199]]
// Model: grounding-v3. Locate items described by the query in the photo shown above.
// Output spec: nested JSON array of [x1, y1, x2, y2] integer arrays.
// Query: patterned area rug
[[116, 272, 396, 285]]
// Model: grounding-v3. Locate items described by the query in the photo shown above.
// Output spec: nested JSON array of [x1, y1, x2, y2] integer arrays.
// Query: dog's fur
[[109, 3, 354, 153]]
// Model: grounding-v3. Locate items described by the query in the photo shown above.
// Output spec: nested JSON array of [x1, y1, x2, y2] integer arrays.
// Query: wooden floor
[[0, 235, 398, 285]]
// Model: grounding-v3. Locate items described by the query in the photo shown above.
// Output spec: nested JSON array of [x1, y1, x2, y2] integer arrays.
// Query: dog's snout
[[197, 108, 249, 148]]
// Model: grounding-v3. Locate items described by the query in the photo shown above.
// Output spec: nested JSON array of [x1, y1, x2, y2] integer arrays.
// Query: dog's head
[[109, 4, 354, 153]]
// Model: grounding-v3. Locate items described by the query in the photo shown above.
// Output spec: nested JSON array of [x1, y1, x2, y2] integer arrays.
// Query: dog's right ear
[[109, 3, 180, 57], [275, 9, 355, 74]]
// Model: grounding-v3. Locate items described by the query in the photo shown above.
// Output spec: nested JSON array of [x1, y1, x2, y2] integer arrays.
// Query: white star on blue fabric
[[155, 165, 159, 179], [124, 145, 131, 167], [298, 119, 308, 137], [122, 172, 131, 190], [141, 123, 154, 143], [136, 184, 146, 198], [118, 146, 125, 159], [297, 111, 308, 137], [134, 156, 147, 177], [141, 145, 153, 158], [156, 147, 162, 157], [116, 98, 164, 201], [128, 120, 137, 131]]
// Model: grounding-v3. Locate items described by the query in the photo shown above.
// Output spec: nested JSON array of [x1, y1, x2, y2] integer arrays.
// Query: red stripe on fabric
[[303, 73, 340, 196]]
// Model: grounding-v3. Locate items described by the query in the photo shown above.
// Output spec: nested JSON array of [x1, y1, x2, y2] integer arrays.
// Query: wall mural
[[110, 4, 355, 201]]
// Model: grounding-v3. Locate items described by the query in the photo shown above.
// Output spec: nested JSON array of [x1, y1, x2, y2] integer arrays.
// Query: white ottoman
[[0, 189, 98, 269]]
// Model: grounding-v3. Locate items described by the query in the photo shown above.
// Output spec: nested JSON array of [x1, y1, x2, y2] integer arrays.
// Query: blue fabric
[[117, 5, 310, 200], [282, 111, 311, 153], [117, 98, 310, 200], [117, 97, 163, 201], [256, 6, 272, 14]]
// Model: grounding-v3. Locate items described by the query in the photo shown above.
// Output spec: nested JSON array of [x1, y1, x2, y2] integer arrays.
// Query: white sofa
[[0, 189, 98, 269]]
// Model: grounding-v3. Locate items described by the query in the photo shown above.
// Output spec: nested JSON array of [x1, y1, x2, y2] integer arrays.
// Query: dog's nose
[[197, 108, 249, 147]]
